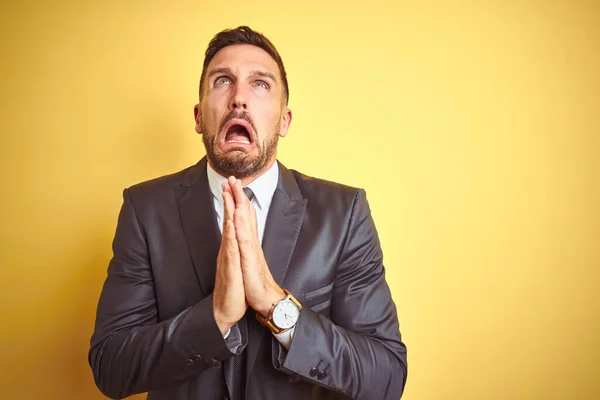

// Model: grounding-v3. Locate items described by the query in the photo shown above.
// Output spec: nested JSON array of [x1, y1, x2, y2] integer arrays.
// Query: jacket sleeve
[[88, 188, 240, 399], [272, 189, 408, 399]]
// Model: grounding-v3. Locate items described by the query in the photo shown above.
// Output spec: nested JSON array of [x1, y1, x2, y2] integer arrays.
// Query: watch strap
[[256, 289, 302, 334]]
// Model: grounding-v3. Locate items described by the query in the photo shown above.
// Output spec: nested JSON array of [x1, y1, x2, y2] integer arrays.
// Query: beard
[[202, 112, 280, 179]]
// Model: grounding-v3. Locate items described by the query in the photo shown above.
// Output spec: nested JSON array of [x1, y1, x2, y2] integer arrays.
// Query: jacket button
[[186, 358, 195, 366], [317, 370, 327, 380], [193, 354, 203, 362], [309, 367, 318, 377], [209, 358, 220, 367]]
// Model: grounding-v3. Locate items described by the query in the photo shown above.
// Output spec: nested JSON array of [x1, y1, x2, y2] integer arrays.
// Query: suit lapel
[[262, 163, 308, 288], [174, 157, 221, 297], [246, 162, 308, 382]]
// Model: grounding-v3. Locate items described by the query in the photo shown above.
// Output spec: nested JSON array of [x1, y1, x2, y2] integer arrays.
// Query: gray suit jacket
[[89, 158, 407, 399]]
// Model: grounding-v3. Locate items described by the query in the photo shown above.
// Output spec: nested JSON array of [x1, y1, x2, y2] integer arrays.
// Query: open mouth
[[221, 118, 255, 149], [226, 124, 252, 144]]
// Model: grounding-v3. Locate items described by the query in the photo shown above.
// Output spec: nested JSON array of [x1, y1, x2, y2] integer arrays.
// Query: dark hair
[[198, 26, 289, 104]]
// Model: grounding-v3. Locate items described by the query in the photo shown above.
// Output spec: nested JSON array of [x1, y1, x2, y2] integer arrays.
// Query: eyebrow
[[207, 67, 233, 80], [207, 67, 278, 83], [251, 70, 277, 83]]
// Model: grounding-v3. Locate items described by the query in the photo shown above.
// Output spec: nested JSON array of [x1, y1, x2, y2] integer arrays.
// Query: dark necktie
[[231, 333, 246, 400], [242, 186, 255, 202], [231, 187, 254, 400]]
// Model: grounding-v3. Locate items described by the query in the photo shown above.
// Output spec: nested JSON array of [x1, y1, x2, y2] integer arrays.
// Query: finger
[[227, 176, 238, 203], [222, 190, 236, 223], [222, 180, 233, 196], [238, 179, 257, 231], [238, 180, 259, 237], [228, 179, 260, 243], [222, 180, 235, 202], [221, 198, 239, 256], [223, 177, 237, 202], [249, 203, 259, 238], [227, 180, 251, 237], [234, 208, 255, 264], [231, 179, 249, 211], [230, 181, 251, 247], [240, 192, 259, 239], [223, 219, 239, 255]]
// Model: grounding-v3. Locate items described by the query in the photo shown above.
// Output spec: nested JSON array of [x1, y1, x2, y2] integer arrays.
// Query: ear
[[278, 107, 293, 138], [193, 103, 203, 134]]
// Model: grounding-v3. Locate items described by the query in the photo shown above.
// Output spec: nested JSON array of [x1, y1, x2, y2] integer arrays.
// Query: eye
[[254, 80, 269, 90], [215, 77, 232, 86]]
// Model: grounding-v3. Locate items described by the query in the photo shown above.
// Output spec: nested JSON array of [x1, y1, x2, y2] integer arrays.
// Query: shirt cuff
[[224, 324, 243, 354], [272, 326, 295, 350]]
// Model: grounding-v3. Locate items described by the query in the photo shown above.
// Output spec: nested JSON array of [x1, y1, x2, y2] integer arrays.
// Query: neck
[[208, 157, 277, 186]]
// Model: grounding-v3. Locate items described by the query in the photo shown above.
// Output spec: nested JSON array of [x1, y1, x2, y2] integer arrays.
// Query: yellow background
[[1, 0, 598, 399]]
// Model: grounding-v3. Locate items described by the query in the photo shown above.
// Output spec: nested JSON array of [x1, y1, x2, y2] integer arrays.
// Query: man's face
[[194, 44, 292, 180]]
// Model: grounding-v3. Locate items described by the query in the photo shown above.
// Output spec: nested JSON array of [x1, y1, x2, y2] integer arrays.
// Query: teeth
[[227, 140, 250, 144]]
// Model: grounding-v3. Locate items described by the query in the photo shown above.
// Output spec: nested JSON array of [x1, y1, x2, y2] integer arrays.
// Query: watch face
[[272, 299, 300, 329]]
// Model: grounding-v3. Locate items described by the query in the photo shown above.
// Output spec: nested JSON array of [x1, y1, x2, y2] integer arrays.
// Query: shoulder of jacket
[[125, 164, 195, 198], [289, 169, 364, 200]]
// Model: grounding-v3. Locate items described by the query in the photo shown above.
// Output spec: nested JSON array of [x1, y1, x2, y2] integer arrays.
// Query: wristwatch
[[256, 289, 302, 334]]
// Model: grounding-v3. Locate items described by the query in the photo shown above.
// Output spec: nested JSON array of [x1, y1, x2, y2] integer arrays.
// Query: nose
[[229, 83, 249, 111]]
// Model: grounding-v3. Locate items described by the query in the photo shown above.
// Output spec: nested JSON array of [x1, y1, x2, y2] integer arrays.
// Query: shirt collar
[[206, 161, 279, 210]]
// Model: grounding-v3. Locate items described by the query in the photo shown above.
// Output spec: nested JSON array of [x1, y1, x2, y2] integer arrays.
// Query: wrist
[[213, 309, 235, 335], [257, 287, 286, 318], [256, 289, 302, 334]]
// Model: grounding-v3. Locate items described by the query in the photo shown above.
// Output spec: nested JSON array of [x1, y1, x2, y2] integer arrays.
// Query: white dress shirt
[[206, 161, 295, 349]]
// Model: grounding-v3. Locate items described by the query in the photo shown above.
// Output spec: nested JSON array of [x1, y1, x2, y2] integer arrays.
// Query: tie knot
[[242, 187, 255, 201]]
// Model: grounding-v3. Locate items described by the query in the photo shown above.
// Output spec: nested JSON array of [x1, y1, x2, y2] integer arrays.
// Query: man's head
[[194, 26, 292, 181]]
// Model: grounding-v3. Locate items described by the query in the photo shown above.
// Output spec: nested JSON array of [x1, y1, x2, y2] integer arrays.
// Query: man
[[89, 26, 407, 400]]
